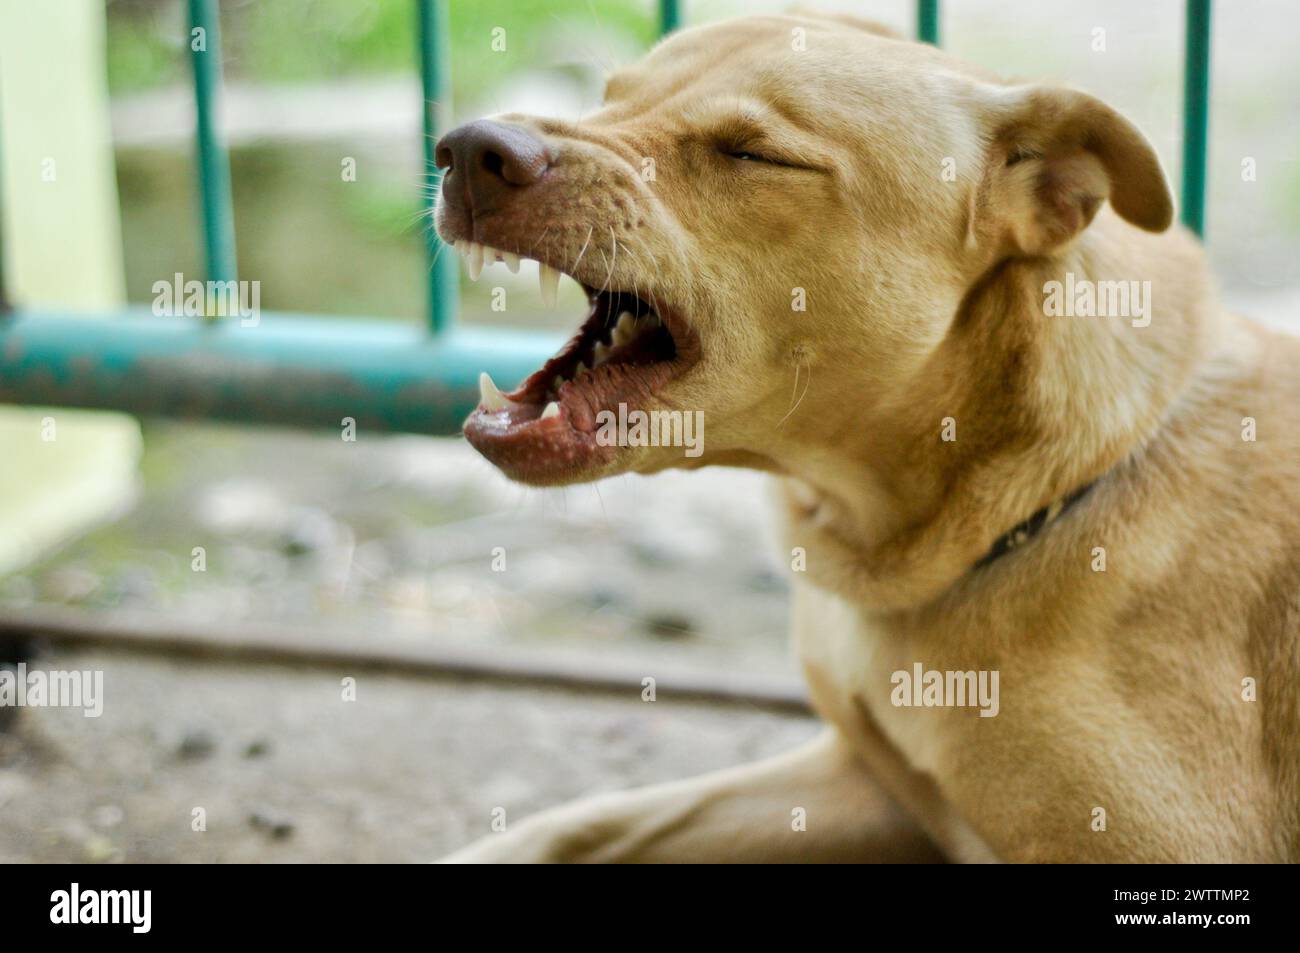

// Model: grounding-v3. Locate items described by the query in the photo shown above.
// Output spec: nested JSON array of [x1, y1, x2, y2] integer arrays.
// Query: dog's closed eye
[[724, 148, 794, 167], [693, 104, 825, 172], [717, 143, 814, 170]]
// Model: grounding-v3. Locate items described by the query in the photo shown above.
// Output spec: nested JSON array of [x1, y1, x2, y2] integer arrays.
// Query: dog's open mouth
[[455, 241, 700, 481]]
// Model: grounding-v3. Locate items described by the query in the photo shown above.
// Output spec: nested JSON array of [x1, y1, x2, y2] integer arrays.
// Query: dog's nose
[[436, 120, 551, 215]]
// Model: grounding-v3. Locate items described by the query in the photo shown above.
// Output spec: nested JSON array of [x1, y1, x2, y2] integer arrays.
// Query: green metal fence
[[0, 0, 1212, 436]]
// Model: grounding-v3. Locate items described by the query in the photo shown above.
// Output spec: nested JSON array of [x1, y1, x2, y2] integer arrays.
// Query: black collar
[[974, 481, 1096, 570]]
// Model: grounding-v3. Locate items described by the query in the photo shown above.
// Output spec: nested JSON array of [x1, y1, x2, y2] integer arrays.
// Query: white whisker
[[777, 360, 812, 428], [572, 225, 595, 276]]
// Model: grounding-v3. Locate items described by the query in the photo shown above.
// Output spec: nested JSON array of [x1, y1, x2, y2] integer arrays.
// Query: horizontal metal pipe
[[0, 309, 561, 435]]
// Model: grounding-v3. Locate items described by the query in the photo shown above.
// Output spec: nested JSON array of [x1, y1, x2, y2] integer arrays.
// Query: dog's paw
[[437, 818, 577, 864]]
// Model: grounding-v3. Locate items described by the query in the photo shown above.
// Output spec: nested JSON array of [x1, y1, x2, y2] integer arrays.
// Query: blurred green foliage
[[106, 0, 663, 323], [106, 0, 657, 97]]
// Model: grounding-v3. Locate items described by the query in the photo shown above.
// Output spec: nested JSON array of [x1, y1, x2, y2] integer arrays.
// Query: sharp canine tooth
[[541, 402, 561, 419], [593, 342, 610, 364], [478, 371, 510, 411], [576, 361, 588, 377], [455, 239, 469, 257], [538, 264, 560, 308], [613, 311, 637, 346], [467, 243, 485, 280], [502, 251, 520, 273]]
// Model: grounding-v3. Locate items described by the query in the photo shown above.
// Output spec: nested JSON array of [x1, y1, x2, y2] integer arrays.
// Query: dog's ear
[[785, 6, 902, 40], [977, 86, 1173, 255]]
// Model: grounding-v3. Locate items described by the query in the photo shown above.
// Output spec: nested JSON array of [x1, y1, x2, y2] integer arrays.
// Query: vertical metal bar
[[187, 0, 238, 286], [660, 0, 682, 35], [917, 0, 940, 46], [1181, 0, 1212, 236], [419, 0, 457, 335]]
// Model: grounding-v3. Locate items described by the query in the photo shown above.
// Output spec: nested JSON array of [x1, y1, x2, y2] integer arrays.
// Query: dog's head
[[436, 12, 1172, 486]]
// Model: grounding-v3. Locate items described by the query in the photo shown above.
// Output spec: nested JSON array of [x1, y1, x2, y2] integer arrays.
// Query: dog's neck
[[772, 212, 1221, 612]]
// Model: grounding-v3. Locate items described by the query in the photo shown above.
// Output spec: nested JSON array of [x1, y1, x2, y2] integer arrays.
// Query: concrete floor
[[0, 645, 816, 863], [0, 425, 808, 863]]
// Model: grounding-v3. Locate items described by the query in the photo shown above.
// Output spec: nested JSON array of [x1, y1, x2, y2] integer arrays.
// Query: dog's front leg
[[439, 728, 945, 863]]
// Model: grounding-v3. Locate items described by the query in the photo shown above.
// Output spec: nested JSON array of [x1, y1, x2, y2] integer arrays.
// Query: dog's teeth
[[540, 402, 561, 420], [593, 342, 610, 365], [467, 243, 485, 280], [483, 244, 500, 266], [538, 264, 560, 308], [454, 239, 469, 257], [612, 311, 637, 346], [575, 361, 588, 377], [478, 371, 511, 411], [552, 375, 565, 392], [502, 251, 520, 273]]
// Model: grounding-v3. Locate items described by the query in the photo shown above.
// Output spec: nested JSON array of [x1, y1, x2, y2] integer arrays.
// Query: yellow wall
[[0, 0, 141, 574]]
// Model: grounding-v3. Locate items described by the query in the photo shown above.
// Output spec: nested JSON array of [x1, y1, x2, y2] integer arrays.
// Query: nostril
[[481, 150, 506, 179], [436, 119, 550, 211]]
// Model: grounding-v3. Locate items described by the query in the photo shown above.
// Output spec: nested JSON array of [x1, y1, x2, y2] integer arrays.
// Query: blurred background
[[0, 0, 1296, 861]]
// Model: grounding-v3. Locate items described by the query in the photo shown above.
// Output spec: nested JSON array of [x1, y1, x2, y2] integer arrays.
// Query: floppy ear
[[979, 86, 1173, 255]]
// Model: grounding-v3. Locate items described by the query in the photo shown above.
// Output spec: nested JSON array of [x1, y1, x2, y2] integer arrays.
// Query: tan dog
[[434, 12, 1299, 862]]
